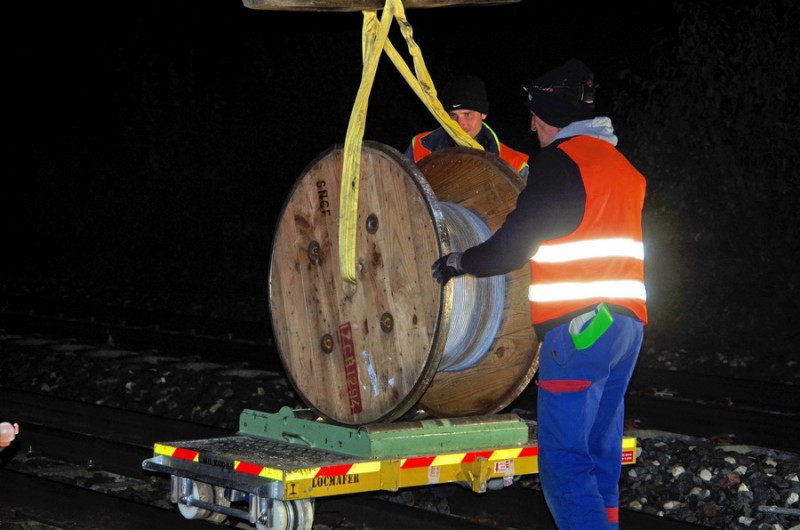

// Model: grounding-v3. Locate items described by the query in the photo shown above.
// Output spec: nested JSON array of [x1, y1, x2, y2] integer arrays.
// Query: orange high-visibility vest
[[529, 136, 648, 324], [410, 126, 529, 174]]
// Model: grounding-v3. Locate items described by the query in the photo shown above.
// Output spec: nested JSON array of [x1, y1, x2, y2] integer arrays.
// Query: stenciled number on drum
[[337, 322, 363, 415], [316, 180, 332, 216]]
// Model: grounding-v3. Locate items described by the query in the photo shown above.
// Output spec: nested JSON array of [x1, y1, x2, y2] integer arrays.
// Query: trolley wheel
[[255, 499, 314, 530], [177, 480, 228, 523], [292, 499, 314, 530], [206, 485, 230, 524], [255, 499, 288, 530]]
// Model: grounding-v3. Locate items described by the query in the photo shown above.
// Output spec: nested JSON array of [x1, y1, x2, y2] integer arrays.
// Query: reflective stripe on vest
[[529, 136, 647, 325], [532, 238, 644, 262], [530, 280, 647, 302]]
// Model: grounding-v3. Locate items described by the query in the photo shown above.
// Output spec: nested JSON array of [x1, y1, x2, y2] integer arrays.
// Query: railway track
[[1, 388, 231, 529], [2, 389, 710, 530], [0, 471, 223, 530], [2, 297, 797, 451], [0, 296, 273, 362], [1, 297, 798, 529]]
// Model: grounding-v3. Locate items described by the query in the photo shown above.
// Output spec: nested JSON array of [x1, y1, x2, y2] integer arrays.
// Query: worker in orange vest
[[432, 59, 647, 530], [404, 74, 529, 179]]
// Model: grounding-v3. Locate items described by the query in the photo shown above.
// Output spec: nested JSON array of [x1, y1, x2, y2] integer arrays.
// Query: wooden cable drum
[[269, 142, 538, 425]]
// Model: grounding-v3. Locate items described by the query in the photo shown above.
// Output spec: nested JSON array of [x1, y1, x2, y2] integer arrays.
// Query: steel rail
[[3, 300, 798, 453], [2, 388, 710, 530]]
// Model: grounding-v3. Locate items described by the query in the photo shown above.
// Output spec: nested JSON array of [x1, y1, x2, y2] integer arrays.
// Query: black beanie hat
[[441, 74, 489, 115], [524, 58, 596, 127]]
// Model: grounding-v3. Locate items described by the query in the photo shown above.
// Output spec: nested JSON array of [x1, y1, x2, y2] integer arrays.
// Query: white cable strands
[[438, 202, 505, 372]]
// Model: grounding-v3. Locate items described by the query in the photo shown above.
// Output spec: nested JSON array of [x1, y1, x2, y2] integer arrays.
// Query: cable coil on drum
[[438, 202, 504, 372]]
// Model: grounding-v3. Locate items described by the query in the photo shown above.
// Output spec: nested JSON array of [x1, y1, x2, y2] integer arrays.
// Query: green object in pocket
[[569, 303, 614, 350]]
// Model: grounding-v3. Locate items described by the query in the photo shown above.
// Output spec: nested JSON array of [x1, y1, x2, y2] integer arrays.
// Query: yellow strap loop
[[339, 0, 480, 283]]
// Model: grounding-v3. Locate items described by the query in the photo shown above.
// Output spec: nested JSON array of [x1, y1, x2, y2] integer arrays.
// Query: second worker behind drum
[[404, 74, 530, 179]]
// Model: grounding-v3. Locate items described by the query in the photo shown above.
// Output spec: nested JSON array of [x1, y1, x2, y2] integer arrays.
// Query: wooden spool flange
[[270, 142, 446, 425], [269, 142, 538, 425]]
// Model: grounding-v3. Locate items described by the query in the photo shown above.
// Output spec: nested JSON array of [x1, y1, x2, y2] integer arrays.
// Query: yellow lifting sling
[[244, 0, 518, 283], [339, 0, 484, 283]]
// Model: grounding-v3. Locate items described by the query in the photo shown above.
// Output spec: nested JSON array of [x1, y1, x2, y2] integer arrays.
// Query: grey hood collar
[[554, 117, 618, 146]]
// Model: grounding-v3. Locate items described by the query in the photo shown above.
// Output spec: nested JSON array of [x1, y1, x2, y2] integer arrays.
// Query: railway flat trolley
[[142, 2, 640, 523], [143, 406, 637, 529], [139, 118, 641, 530]]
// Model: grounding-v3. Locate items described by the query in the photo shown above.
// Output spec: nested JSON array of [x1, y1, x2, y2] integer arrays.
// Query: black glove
[[431, 252, 465, 285]]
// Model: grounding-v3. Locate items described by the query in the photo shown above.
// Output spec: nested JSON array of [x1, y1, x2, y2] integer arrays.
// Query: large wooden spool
[[269, 142, 538, 425]]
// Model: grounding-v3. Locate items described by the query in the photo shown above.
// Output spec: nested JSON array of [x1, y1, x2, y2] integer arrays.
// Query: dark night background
[[5, 1, 799, 378]]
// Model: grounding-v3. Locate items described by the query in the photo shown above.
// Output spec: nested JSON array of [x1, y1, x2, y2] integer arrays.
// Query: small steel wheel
[[255, 499, 289, 530], [255, 499, 314, 530], [177, 480, 228, 523], [292, 499, 314, 530], [206, 485, 230, 524]]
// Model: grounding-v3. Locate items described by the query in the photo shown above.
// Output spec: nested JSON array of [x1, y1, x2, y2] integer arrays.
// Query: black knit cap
[[524, 58, 596, 127], [441, 74, 489, 115]]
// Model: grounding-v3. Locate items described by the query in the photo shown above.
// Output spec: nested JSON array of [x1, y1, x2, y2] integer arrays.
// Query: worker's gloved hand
[[432, 252, 465, 285]]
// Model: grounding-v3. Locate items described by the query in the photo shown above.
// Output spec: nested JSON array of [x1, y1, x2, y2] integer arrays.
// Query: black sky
[[9, 0, 679, 284], [18, 0, 678, 168]]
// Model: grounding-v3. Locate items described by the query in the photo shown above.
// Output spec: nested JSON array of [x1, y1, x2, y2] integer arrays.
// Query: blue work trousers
[[537, 312, 643, 530]]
